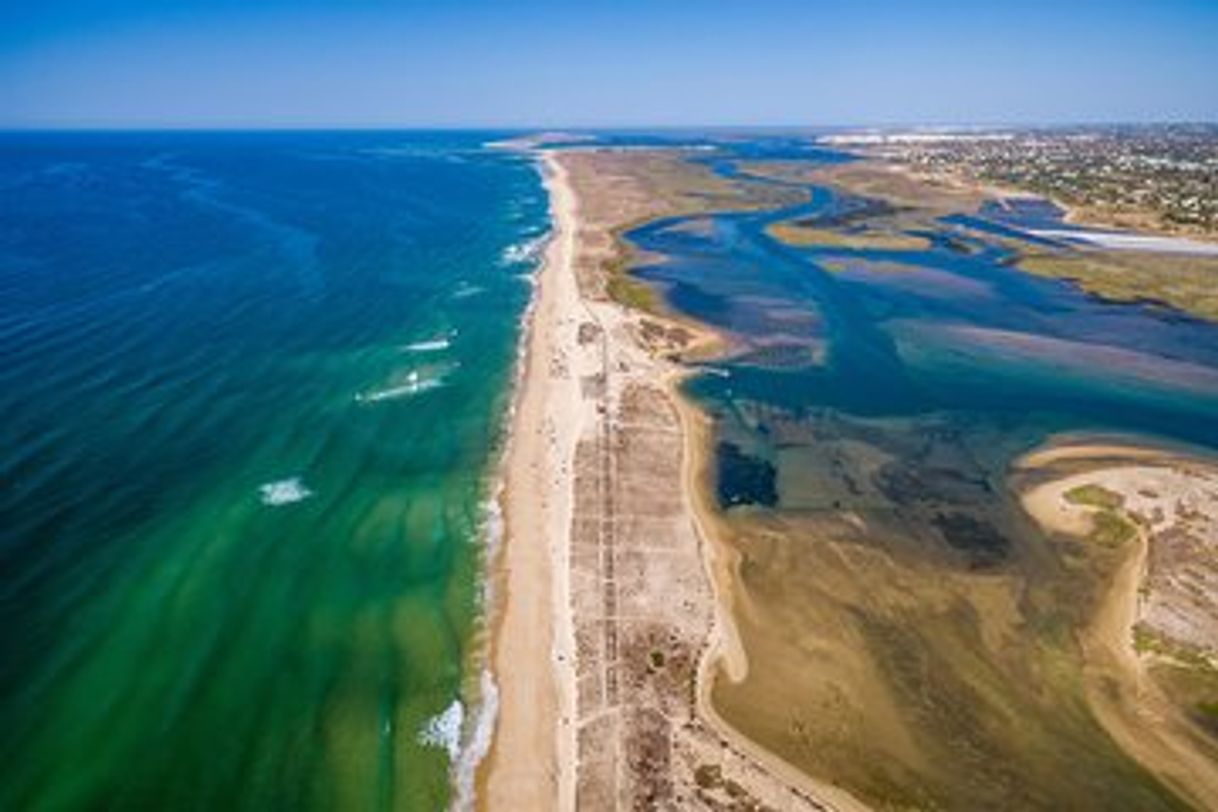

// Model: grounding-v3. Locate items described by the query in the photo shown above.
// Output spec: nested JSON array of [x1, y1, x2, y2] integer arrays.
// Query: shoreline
[[1017, 441, 1218, 808], [477, 151, 580, 811], [671, 381, 872, 812]]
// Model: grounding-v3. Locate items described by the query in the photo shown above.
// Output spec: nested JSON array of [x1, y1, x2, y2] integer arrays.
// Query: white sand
[[1030, 228, 1218, 255], [479, 153, 583, 811]]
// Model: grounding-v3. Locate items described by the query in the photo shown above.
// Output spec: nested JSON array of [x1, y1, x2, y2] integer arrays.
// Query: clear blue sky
[[2, 0, 1215, 128]]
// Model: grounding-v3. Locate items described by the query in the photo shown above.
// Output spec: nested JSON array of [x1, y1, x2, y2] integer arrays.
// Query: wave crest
[[258, 477, 313, 506], [418, 700, 464, 762], [499, 232, 549, 267]]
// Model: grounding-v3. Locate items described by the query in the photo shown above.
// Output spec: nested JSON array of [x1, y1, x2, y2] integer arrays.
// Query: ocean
[[0, 131, 548, 809]]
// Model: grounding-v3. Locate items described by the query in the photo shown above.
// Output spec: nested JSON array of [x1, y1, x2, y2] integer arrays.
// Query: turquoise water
[[0, 132, 547, 809]]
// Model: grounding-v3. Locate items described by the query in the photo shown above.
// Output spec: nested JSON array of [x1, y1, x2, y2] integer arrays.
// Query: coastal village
[[828, 125, 1218, 237]]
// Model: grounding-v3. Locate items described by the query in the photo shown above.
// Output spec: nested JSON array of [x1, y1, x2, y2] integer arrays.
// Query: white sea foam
[[500, 231, 550, 267], [403, 337, 451, 353], [355, 371, 444, 403], [258, 477, 313, 506], [481, 489, 505, 559], [453, 669, 499, 811], [419, 700, 464, 762], [452, 283, 485, 299]]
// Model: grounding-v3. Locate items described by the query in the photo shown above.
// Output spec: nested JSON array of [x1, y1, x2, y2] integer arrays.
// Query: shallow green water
[[0, 131, 547, 809]]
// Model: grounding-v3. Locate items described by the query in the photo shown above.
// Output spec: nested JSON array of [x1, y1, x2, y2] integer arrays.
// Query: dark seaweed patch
[[932, 512, 1011, 567], [716, 441, 777, 508], [874, 462, 994, 506], [800, 196, 898, 228], [730, 344, 819, 370]]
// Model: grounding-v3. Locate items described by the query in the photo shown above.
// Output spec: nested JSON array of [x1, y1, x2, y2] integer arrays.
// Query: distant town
[[826, 124, 1218, 237]]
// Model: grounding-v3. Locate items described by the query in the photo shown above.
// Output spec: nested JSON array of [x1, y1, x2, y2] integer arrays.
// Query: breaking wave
[[499, 231, 549, 267], [452, 283, 485, 299], [403, 336, 452, 353], [355, 372, 444, 403], [419, 700, 464, 762], [453, 670, 498, 811], [258, 477, 313, 506]]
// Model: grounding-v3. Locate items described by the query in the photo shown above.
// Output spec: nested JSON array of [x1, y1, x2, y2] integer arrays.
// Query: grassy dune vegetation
[[766, 221, 931, 251], [739, 159, 986, 213], [1016, 250, 1218, 323]]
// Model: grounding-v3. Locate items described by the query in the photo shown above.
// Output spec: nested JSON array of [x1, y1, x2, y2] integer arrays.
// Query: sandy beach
[[477, 154, 582, 811]]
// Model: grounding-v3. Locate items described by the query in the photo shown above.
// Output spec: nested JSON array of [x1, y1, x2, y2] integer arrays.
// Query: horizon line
[[3, 119, 1217, 134]]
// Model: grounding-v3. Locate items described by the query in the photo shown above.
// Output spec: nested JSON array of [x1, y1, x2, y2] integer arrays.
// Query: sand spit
[[478, 154, 581, 811], [1028, 229, 1218, 256], [1018, 441, 1218, 809], [481, 148, 847, 809]]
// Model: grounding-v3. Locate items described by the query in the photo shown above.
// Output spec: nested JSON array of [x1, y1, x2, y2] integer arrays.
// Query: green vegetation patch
[[1134, 623, 1217, 672], [1018, 250, 1218, 324], [1089, 510, 1136, 546], [606, 273, 659, 312], [1065, 483, 1125, 510], [766, 221, 930, 251], [1060, 484, 1134, 545]]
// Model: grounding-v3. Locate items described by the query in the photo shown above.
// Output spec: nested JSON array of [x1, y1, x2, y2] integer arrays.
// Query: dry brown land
[[555, 149, 849, 810]]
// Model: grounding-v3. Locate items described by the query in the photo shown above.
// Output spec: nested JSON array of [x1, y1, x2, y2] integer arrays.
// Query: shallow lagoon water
[[628, 142, 1218, 808], [632, 154, 1218, 448]]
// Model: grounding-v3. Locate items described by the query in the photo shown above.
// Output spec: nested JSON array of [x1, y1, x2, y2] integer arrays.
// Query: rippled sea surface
[[0, 131, 546, 809]]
